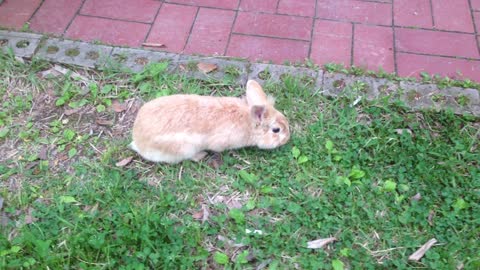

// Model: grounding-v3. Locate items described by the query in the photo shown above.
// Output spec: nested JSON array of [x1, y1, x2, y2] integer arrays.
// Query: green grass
[[1, 51, 479, 269]]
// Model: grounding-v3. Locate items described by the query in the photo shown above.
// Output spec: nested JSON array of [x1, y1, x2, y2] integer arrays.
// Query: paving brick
[[146, 4, 197, 53], [323, 72, 398, 99], [316, 0, 392, 25], [184, 8, 235, 55], [394, 0, 433, 28], [431, 0, 474, 32], [0, 0, 42, 29], [398, 81, 479, 114], [233, 12, 312, 41], [65, 15, 150, 47], [248, 63, 318, 86], [239, 0, 278, 13], [178, 55, 249, 84], [111, 47, 180, 72], [353, 24, 394, 72], [226, 34, 309, 63], [0, 30, 42, 58], [81, 0, 161, 23], [36, 39, 113, 68], [473, 0, 480, 11], [396, 28, 479, 58], [278, 0, 316, 17], [397, 53, 480, 81], [310, 20, 352, 66], [166, 0, 239, 10], [29, 0, 82, 34]]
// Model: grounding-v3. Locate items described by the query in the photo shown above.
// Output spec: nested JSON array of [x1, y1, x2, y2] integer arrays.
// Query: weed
[[46, 46, 59, 54], [224, 65, 241, 78], [258, 69, 272, 80]]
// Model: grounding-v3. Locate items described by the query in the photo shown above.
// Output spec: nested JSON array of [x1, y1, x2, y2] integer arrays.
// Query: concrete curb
[[1, 30, 479, 117]]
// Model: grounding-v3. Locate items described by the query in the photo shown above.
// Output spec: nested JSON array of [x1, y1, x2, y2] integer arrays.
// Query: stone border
[[0, 30, 479, 116]]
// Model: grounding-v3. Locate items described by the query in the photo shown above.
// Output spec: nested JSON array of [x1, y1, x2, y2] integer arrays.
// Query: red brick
[[316, 0, 392, 25], [431, 0, 474, 32], [396, 28, 479, 58], [310, 20, 352, 66], [81, 0, 161, 23], [239, 0, 278, 13], [166, 0, 239, 10], [65, 15, 150, 47], [184, 8, 235, 55], [233, 12, 312, 41], [29, 0, 82, 34], [146, 4, 197, 53], [353, 24, 394, 72], [0, 0, 42, 29], [226, 34, 309, 63], [397, 53, 480, 81], [474, 12, 480, 31], [278, 0, 316, 17], [473, 0, 480, 11], [394, 0, 432, 28]]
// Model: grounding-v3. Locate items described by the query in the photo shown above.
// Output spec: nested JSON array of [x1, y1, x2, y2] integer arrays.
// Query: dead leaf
[[428, 210, 435, 226], [38, 68, 61, 78], [197, 62, 217, 74], [411, 193, 422, 201], [207, 152, 223, 169], [116, 156, 133, 167], [395, 129, 413, 136], [142, 42, 165, 48], [111, 100, 127, 113], [83, 203, 99, 214], [256, 259, 273, 270], [192, 204, 210, 223], [53, 65, 91, 85], [0, 213, 10, 227], [24, 207, 37, 225], [38, 146, 48, 160], [64, 107, 82, 116], [217, 235, 247, 248], [57, 152, 68, 162], [179, 64, 187, 71], [96, 118, 114, 126], [26, 161, 39, 170], [306, 237, 337, 249], [201, 204, 209, 223], [192, 210, 203, 220], [408, 238, 437, 261]]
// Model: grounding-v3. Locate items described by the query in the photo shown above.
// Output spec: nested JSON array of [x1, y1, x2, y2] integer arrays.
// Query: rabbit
[[130, 80, 290, 164]]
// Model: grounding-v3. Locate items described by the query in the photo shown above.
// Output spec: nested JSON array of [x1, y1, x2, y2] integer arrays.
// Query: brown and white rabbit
[[130, 80, 290, 164]]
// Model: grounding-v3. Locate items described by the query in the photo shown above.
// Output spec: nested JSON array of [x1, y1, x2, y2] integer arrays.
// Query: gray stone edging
[[1, 30, 479, 117]]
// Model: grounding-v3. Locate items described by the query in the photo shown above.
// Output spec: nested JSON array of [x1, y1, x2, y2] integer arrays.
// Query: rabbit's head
[[246, 80, 290, 149]]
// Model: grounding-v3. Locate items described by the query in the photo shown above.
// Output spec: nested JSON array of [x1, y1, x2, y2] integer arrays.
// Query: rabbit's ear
[[251, 105, 266, 123], [246, 80, 267, 106]]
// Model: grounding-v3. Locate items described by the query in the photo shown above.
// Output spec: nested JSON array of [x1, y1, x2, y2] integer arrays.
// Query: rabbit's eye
[[272, 128, 280, 133]]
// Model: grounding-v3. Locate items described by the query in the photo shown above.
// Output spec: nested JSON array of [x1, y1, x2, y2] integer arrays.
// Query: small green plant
[[224, 65, 241, 78], [258, 69, 271, 80]]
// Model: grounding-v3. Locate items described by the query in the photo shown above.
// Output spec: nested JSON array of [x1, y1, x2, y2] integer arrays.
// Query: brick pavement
[[1, 0, 479, 81]]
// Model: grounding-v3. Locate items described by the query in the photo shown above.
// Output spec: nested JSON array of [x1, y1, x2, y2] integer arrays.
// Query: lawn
[[0, 51, 479, 269]]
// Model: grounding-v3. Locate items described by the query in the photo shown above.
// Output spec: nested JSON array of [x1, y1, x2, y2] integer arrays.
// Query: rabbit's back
[[131, 95, 252, 163]]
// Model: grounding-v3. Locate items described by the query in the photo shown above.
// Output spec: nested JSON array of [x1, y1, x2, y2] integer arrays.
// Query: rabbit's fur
[[130, 80, 290, 163]]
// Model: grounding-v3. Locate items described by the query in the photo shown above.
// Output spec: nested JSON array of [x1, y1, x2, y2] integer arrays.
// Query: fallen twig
[[142, 42, 165, 48]]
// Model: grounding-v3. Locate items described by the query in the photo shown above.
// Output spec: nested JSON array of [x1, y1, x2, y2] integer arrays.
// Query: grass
[[1, 50, 479, 269]]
